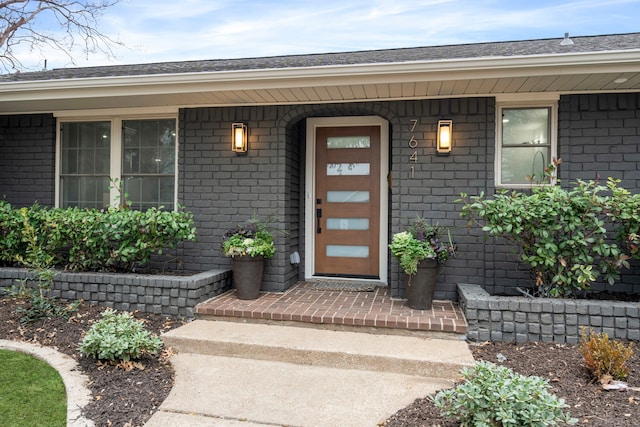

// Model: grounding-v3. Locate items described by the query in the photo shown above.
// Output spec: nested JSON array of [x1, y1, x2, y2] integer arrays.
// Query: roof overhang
[[1, 50, 639, 114]]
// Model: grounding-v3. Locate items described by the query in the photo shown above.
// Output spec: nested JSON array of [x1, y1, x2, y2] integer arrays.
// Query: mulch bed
[[384, 340, 640, 427], [2, 295, 640, 427], [0, 296, 185, 427]]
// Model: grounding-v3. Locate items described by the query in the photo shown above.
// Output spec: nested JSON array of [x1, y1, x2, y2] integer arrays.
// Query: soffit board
[[0, 51, 639, 113]]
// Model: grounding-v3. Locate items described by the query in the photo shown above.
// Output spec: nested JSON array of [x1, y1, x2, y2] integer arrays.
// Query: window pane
[[327, 136, 370, 149], [60, 121, 111, 208], [61, 176, 110, 209], [124, 176, 175, 210], [122, 119, 176, 210], [501, 146, 550, 184], [327, 163, 370, 176], [502, 108, 550, 146]]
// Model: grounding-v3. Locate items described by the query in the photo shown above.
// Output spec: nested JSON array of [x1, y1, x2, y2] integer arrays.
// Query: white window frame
[[55, 111, 179, 210], [495, 97, 558, 188]]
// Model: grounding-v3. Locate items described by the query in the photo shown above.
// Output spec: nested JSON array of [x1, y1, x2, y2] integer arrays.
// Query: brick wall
[[0, 114, 55, 207], [2, 93, 639, 300], [559, 93, 640, 294], [178, 99, 496, 297], [176, 94, 640, 298], [0, 268, 231, 317], [460, 284, 640, 343]]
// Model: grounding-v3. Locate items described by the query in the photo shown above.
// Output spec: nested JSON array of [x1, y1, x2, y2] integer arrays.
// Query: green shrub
[[0, 201, 197, 272], [607, 179, 640, 260], [432, 361, 577, 427], [580, 327, 634, 382], [7, 206, 79, 324], [79, 309, 163, 362], [458, 161, 632, 297]]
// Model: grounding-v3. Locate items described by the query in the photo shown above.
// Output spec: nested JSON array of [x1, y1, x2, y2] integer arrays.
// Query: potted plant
[[389, 217, 454, 309], [222, 216, 276, 300]]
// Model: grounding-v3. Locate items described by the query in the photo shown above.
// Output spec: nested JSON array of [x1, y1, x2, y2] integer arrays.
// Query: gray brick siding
[[1, 93, 640, 299], [0, 114, 55, 207]]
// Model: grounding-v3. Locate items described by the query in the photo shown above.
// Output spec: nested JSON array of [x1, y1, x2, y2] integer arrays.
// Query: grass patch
[[0, 349, 66, 427]]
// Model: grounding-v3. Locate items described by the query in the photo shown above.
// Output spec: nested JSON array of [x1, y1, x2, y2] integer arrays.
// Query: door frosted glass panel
[[326, 163, 370, 176], [327, 136, 370, 149], [326, 245, 369, 258], [326, 218, 369, 230], [326, 191, 370, 203]]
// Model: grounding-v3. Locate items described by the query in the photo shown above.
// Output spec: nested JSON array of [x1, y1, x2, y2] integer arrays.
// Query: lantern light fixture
[[232, 122, 248, 153], [437, 120, 452, 155]]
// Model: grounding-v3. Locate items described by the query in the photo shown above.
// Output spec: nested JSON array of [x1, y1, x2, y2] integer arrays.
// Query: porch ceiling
[[1, 50, 639, 114]]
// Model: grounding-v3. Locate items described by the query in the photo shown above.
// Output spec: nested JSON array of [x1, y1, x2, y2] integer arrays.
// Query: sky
[[16, 0, 640, 71]]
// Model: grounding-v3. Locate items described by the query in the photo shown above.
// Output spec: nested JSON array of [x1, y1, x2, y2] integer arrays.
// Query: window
[[58, 117, 177, 210], [122, 119, 176, 210], [60, 121, 112, 209], [496, 104, 557, 187]]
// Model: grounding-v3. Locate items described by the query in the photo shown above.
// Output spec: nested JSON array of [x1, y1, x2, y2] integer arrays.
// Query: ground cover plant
[[79, 308, 164, 363], [432, 361, 576, 426], [0, 349, 67, 427]]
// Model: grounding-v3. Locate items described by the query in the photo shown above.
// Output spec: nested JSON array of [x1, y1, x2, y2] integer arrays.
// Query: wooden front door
[[314, 125, 381, 278]]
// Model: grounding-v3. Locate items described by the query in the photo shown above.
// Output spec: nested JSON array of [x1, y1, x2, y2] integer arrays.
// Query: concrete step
[[161, 319, 474, 380], [146, 353, 454, 427]]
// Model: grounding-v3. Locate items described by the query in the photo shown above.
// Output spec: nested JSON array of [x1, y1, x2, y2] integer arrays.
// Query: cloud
[[9, 0, 640, 70]]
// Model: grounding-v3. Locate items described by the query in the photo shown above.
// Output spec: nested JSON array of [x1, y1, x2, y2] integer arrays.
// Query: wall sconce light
[[437, 120, 452, 155], [232, 122, 248, 153]]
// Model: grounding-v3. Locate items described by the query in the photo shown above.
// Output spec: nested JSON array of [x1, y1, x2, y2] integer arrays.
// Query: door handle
[[316, 208, 322, 234]]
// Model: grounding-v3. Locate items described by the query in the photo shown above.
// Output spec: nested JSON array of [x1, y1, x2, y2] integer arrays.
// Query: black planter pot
[[232, 255, 265, 300], [405, 258, 438, 310]]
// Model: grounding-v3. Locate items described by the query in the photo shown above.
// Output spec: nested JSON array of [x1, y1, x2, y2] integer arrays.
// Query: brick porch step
[[194, 283, 468, 336], [161, 319, 474, 380]]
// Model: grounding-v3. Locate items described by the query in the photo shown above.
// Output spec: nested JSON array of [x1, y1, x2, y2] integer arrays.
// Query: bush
[[79, 309, 163, 362], [458, 161, 633, 297], [432, 361, 577, 426], [0, 201, 197, 272], [607, 179, 640, 260], [6, 206, 79, 324], [580, 327, 634, 382]]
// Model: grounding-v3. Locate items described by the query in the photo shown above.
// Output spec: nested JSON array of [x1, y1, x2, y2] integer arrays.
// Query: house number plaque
[[409, 119, 418, 178]]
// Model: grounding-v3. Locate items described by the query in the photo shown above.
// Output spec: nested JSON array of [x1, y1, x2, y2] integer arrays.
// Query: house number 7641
[[409, 119, 418, 178]]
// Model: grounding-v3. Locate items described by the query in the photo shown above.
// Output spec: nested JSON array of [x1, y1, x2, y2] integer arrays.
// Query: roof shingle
[[2, 32, 639, 82]]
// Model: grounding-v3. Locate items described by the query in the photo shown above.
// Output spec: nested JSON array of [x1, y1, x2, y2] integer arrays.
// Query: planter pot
[[232, 255, 265, 300], [405, 258, 438, 310]]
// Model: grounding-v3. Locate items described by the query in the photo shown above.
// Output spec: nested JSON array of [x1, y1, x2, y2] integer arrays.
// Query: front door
[[313, 124, 381, 278]]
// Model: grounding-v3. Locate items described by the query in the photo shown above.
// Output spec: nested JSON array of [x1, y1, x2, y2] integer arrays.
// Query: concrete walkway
[[145, 320, 475, 427]]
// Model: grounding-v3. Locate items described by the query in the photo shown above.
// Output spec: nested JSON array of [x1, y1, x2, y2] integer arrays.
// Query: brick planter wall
[[0, 268, 231, 317], [458, 283, 640, 344]]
